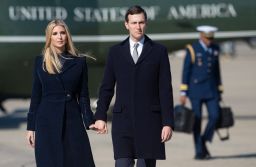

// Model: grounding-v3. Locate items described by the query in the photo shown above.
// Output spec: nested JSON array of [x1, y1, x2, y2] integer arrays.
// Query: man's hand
[[94, 120, 108, 134], [161, 126, 173, 143]]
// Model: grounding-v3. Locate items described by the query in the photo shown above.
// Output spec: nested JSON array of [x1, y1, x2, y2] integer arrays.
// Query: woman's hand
[[89, 124, 98, 131], [26, 130, 35, 148]]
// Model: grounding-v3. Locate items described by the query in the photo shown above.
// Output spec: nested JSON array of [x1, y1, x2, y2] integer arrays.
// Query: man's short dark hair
[[125, 5, 147, 22]]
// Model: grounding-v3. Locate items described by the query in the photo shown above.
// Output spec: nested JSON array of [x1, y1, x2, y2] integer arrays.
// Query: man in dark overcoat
[[94, 5, 174, 167], [179, 25, 223, 160]]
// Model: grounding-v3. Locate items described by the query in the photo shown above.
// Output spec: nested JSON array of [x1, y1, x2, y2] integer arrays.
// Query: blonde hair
[[42, 19, 78, 74]]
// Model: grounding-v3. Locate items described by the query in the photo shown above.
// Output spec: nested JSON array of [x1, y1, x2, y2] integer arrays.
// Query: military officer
[[179, 25, 223, 160]]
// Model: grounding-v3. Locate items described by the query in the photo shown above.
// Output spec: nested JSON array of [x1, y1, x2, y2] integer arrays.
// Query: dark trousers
[[190, 97, 219, 155], [115, 158, 156, 167]]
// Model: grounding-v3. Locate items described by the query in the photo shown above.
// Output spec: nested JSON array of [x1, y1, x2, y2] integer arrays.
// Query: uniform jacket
[[95, 35, 174, 159], [180, 40, 223, 99]]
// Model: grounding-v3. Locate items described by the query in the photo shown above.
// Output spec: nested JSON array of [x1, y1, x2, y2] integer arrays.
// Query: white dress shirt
[[129, 37, 145, 58]]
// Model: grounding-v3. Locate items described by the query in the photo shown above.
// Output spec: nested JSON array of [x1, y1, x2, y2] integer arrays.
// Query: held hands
[[90, 120, 108, 134], [161, 126, 173, 143], [89, 124, 98, 131], [26, 130, 35, 148]]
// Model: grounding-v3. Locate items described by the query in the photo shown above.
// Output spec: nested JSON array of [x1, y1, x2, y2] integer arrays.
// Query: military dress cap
[[196, 25, 218, 38]]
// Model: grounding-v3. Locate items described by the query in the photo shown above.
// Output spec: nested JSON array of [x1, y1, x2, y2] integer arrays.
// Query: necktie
[[132, 43, 139, 63]]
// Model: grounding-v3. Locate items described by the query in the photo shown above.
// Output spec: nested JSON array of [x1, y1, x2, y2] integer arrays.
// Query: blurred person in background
[[180, 25, 223, 160]]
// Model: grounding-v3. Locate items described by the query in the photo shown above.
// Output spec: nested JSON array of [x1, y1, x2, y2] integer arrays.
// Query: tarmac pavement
[[0, 41, 256, 167]]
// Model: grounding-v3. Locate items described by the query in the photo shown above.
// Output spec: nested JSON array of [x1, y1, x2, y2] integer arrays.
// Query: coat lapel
[[61, 58, 77, 74], [121, 37, 135, 65], [137, 35, 153, 64]]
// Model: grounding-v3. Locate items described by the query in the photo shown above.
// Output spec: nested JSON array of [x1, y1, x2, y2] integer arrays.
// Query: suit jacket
[[181, 40, 222, 99], [95, 35, 174, 159]]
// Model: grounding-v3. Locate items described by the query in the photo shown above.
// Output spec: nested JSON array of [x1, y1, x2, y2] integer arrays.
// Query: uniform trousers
[[115, 158, 156, 167], [190, 97, 219, 155]]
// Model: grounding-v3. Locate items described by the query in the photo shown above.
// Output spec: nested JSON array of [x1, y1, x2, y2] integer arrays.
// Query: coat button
[[194, 79, 198, 83], [66, 94, 71, 97]]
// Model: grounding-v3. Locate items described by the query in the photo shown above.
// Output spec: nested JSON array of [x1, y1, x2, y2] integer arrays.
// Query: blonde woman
[[26, 19, 95, 167]]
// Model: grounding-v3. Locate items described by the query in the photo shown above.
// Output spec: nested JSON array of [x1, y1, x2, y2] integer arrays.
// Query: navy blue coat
[[95, 36, 174, 160], [27, 55, 95, 167], [180, 40, 222, 99]]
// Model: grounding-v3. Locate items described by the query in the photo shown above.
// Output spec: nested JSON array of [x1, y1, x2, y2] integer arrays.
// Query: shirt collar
[[199, 39, 208, 51], [129, 36, 145, 48]]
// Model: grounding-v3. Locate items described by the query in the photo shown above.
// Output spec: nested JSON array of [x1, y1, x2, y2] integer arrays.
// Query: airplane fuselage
[[0, 0, 255, 100]]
